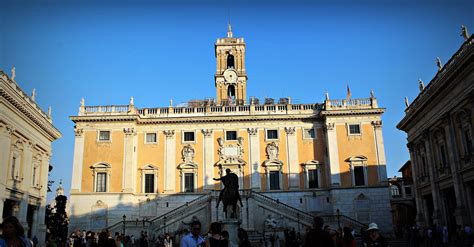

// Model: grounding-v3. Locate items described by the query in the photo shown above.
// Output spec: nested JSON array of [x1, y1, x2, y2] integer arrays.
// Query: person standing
[[341, 227, 355, 247], [0, 216, 32, 247], [363, 223, 389, 247], [206, 222, 228, 247], [237, 228, 251, 247], [180, 221, 205, 247], [163, 233, 172, 247], [304, 217, 332, 247]]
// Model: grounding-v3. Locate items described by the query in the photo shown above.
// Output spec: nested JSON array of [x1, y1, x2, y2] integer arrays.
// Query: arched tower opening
[[227, 53, 235, 69]]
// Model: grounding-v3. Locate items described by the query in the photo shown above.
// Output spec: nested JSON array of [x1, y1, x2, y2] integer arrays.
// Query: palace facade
[[397, 33, 473, 228], [69, 26, 392, 236], [0, 70, 62, 243]]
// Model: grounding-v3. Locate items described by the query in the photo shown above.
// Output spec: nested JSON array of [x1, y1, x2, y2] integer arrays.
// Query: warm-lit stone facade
[[0, 70, 62, 244], [397, 35, 474, 229], [69, 26, 392, 236]]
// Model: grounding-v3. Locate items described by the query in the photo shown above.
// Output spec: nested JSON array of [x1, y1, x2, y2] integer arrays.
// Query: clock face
[[223, 69, 238, 83]]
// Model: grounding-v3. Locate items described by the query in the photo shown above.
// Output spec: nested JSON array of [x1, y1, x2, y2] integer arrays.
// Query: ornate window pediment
[[90, 163, 111, 192], [346, 156, 368, 186], [140, 165, 159, 194], [302, 160, 322, 189]]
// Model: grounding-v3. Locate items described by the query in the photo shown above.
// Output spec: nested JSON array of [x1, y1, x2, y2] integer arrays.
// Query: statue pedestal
[[221, 218, 241, 245]]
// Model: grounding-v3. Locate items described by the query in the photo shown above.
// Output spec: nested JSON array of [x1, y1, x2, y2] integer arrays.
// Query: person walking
[[363, 223, 388, 247], [180, 220, 205, 247]]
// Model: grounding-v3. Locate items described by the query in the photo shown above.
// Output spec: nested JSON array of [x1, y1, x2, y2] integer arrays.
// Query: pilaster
[[0, 124, 14, 186], [424, 131, 442, 225], [22, 141, 34, 191], [407, 143, 425, 226], [202, 129, 214, 190], [371, 121, 387, 185], [284, 127, 299, 189], [71, 127, 85, 193], [163, 130, 176, 192], [444, 114, 468, 225], [247, 128, 260, 190], [325, 122, 341, 186], [123, 128, 137, 193]]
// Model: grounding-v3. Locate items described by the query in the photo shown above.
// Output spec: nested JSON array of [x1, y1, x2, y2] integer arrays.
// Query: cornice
[[398, 36, 473, 131], [0, 77, 61, 141], [320, 108, 385, 117]]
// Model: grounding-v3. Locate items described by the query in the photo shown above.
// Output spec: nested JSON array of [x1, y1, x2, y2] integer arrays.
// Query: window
[[227, 54, 234, 69], [146, 133, 157, 143], [269, 171, 280, 190], [183, 132, 195, 142], [463, 129, 472, 154], [266, 130, 278, 140], [96, 172, 107, 192], [308, 169, 319, 188], [391, 185, 400, 196], [354, 166, 365, 186], [349, 124, 361, 135], [184, 173, 194, 192], [91, 163, 111, 192], [144, 174, 154, 193], [98, 131, 110, 141], [32, 166, 37, 186], [439, 145, 447, 167], [303, 128, 316, 139], [226, 131, 237, 141], [405, 186, 412, 196]]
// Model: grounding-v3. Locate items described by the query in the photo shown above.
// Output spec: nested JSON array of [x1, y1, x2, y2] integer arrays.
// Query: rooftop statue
[[436, 57, 443, 71], [461, 25, 470, 41], [418, 79, 425, 91], [404, 97, 410, 108], [11, 66, 16, 81]]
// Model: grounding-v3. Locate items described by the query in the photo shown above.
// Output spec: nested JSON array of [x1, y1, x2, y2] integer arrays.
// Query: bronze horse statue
[[214, 169, 243, 219]]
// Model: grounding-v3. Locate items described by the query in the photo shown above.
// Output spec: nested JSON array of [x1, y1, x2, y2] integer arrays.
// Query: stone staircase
[[107, 189, 367, 244]]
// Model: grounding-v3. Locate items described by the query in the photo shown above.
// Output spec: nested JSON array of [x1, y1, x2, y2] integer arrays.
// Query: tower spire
[[227, 23, 233, 38]]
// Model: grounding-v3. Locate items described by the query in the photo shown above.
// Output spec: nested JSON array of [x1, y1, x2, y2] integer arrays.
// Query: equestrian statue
[[214, 168, 243, 218]]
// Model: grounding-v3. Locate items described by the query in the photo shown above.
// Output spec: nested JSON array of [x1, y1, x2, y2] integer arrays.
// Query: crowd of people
[[3, 214, 474, 247], [403, 223, 473, 247]]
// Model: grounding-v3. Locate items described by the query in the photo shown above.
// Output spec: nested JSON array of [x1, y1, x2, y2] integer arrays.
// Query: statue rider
[[214, 168, 243, 208]]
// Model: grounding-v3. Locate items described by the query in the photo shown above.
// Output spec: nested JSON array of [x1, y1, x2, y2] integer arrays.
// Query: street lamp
[[336, 209, 341, 229], [122, 215, 126, 235]]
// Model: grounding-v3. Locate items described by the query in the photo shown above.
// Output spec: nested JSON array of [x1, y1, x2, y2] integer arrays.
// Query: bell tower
[[215, 24, 247, 105]]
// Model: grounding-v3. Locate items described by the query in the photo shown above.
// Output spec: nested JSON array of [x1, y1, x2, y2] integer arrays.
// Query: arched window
[[391, 185, 400, 196], [227, 54, 235, 69], [228, 85, 236, 100]]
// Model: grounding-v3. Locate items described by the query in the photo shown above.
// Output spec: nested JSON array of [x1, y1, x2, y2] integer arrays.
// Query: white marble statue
[[11, 66, 16, 81], [418, 79, 425, 91], [404, 97, 409, 108], [31, 88, 36, 101], [436, 57, 443, 71]]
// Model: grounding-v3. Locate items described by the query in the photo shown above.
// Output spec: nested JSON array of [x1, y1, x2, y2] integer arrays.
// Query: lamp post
[[122, 215, 126, 235], [336, 209, 341, 229]]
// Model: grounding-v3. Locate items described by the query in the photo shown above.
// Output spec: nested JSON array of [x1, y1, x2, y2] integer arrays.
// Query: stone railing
[[325, 98, 376, 110], [79, 103, 323, 117], [250, 190, 314, 227], [147, 193, 212, 234]]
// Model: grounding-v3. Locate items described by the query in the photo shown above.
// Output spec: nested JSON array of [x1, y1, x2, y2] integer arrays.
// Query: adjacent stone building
[[68, 26, 392, 236], [397, 33, 473, 229], [0, 69, 62, 243]]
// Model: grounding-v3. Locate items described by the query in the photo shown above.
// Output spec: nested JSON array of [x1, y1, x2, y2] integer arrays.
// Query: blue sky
[[1, 0, 473, 202]]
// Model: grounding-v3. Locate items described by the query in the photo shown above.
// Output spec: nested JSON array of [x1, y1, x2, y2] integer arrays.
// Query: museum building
[[69, 26, 392, 236]]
